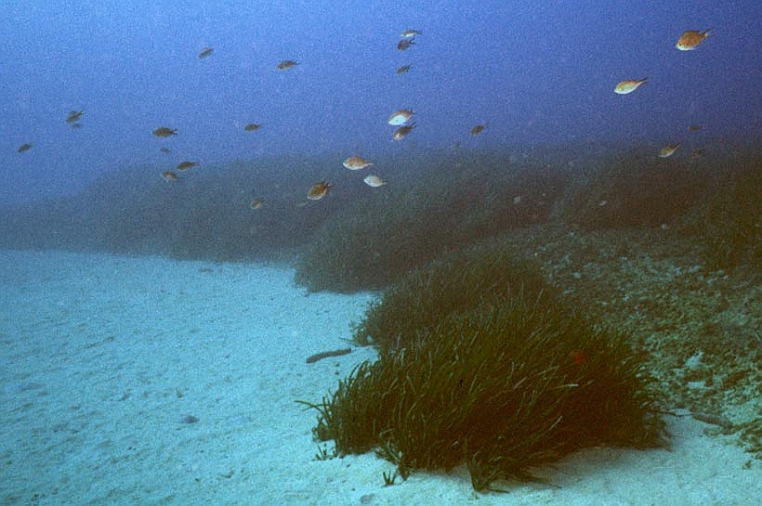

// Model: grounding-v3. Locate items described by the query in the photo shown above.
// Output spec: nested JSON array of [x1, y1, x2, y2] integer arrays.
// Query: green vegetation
[[560, 146, 711, 229], [304, 245, 666, 491], [294, 150, 568, 292], [352, 241, 551, 352], [680, 148, 762, 271]]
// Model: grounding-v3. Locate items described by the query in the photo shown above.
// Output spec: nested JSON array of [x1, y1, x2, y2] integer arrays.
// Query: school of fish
[[15, 23, 716, 213]]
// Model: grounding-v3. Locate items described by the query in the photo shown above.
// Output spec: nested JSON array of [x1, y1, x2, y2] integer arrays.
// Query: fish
[[176, 161, 198, 171], [343, 156, 373, 170], [17, 143, 32, 153], [676, 29, 711, 51], [392, 123, 416, 141], [66, 110, 84, 123], [364, 175, 387, 187], [198, 47, 214, 59], [658, 143, 682, 158], [307, 181, 331, 201], [397, 38, 415, 51], [153, 127, 177, 137], [396, 65, 412, 75], [250, 199, 264, 210], [689, 148, 705, 160], [70, 123, 83, 129], [244, 123, 262, 132], [162, 170, 180, 182], [388, 109, 415, 126], [160, 147, 171, 154], [688, 125, 703, 132], [614, 78, 648, 95], [400, 29, 421, 38], [277, 60, 299, 70], [470, 122, 488, 135]]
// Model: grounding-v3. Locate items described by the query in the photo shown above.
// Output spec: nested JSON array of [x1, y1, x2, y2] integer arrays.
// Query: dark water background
[[2, 1, 759, 204]]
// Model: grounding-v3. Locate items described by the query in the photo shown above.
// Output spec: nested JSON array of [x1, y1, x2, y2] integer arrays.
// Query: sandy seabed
[[1, 249, 761, 506]]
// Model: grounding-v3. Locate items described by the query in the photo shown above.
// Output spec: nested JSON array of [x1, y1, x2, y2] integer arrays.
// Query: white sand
[[1, 250, 760, 506]]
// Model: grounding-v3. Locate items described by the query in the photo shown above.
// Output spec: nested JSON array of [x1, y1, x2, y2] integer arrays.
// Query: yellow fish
[[343, 156, 373, 170], [614, 78, 648, 95], [676, 29, 711, 51]]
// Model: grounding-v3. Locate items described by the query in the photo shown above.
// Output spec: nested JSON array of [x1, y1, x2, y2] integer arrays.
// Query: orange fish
[[162, 170, 180, 182], [614, 78, 648, 95], [658, 143, 682, 158], [343, 156, 373, 170], [676, 29, 711, 51], [307, 181, 331, 201], [250, 199, 264, 210]]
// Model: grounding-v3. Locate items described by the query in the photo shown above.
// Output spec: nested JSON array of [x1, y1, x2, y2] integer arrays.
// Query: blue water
[[1, 0, 760, 203]]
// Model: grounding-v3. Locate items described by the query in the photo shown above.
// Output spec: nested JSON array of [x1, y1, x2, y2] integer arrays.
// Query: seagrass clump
[[307, 247, 665, 491], [352, 242, 552, 353]]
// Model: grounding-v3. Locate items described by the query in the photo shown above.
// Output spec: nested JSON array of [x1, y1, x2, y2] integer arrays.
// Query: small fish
[[307, 181, 331, 201], [70, 122, 83, 129], [176, 161, 198, 171], [160, 147, 171, 154], [658, 143, 681, 158], [250, 199, 264, 210], [396, 65, 412, 75], [277, 60, 299, 70], [392, 123, 416, 141], [470, 122, 488, 136], [153, 127, 177, 138], [689, 148, 705, 160], [397, 38, 415, 51], [343, 156, 373, 170], [400, 29, 421, 38], [162, 170, 180, 182], [687, 124, 703, 132], [66, 110, 84, 123], [364, 175, 387, 187], [244, 123, 262, 132], [388, 109, 415, 126], [198, 47, 214, 59], [614, 78, 648, 95], [17, 143, 32, 153], [676, 29, 711, 51]]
